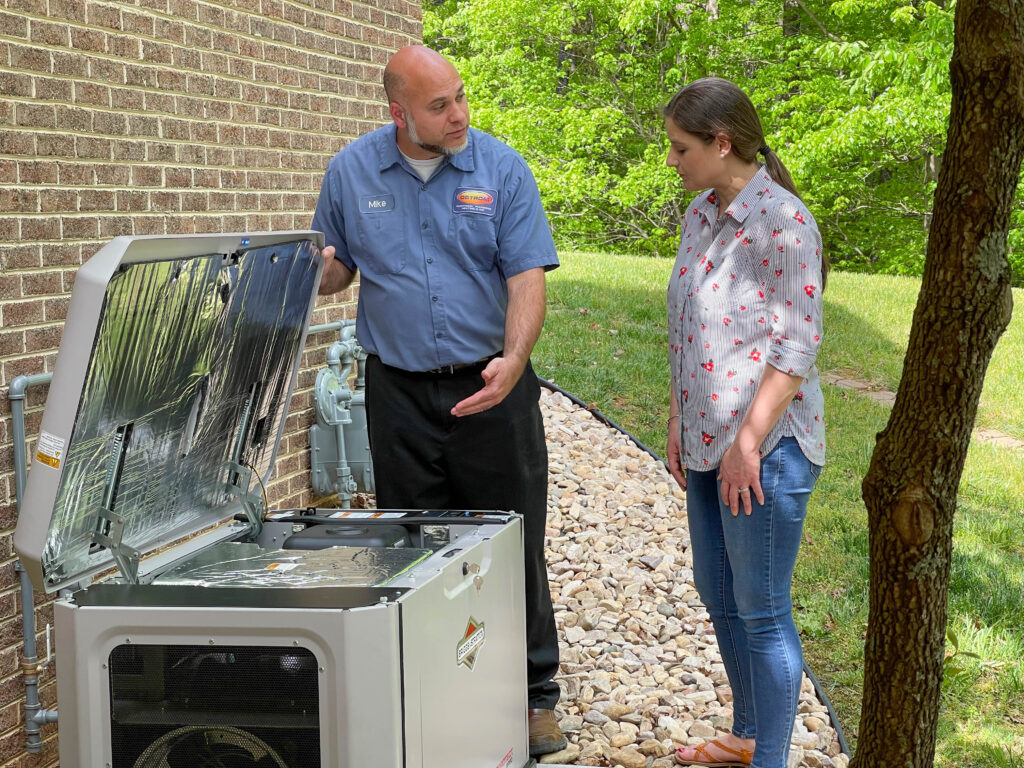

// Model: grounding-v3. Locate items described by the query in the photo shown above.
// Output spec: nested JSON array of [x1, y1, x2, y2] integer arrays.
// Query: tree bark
[[852, 0, 1023, 766]]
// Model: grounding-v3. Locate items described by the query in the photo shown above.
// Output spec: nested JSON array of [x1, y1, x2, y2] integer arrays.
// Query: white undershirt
[[400, 149, 444, 182]]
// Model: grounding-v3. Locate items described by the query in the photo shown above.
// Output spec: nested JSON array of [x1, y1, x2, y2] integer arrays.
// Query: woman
[[664, 78, 826, 768]]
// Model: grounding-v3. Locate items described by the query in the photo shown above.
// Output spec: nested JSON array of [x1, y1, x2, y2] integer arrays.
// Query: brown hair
[[664, 77, 800, 199], [664, 77, 829, 286]]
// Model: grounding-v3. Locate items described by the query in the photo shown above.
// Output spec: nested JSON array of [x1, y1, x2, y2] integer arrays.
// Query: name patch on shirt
[[453, 187, 497, 216], [359, 194, 395, 213]]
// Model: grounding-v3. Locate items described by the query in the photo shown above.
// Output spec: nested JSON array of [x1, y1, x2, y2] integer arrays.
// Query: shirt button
[[426, 257, 433, 264], [432, 296, 438, 302], [421, 221, 428, 229]]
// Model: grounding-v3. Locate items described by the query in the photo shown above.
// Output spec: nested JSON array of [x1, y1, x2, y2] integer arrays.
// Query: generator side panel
[[54, 598, 403, 768], [398, 521, 529, 768]]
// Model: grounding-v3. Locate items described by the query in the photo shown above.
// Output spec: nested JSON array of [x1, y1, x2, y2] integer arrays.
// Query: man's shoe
[[528, 708, 567, 757]]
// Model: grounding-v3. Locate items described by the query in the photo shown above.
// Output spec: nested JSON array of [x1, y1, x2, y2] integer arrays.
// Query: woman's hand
[[667, 420, 687, 491], [719, 442, 763, 516]]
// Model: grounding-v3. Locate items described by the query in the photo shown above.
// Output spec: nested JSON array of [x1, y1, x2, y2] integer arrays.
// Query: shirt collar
[[375, 123, 476, 174], [695, 166, 775, 225]]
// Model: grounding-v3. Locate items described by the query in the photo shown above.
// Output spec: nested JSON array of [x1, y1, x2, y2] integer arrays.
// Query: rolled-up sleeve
[[764, 201, 824, 378]]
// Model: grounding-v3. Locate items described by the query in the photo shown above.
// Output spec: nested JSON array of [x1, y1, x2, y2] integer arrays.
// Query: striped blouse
[[667, 167, 826, 471]]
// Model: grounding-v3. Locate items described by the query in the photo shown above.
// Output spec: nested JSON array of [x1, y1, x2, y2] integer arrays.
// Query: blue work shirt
[[311, 124, 560, 372]]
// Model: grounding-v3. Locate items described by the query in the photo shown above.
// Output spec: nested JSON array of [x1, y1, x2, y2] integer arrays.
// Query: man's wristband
[[666, 414, 680, 426]]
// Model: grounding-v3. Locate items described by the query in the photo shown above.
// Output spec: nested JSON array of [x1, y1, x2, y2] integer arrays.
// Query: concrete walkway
[[820, 371, 1024, 452]]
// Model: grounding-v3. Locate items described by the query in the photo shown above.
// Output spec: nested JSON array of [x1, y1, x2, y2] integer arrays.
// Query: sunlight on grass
[[537, 252, 1024, 767]]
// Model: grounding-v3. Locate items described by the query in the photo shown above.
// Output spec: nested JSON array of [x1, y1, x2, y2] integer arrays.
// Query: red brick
[[129, 165, 162, 187], [109, 33, 140, 58], [73, 81, 110, 107], [151, 191, 180, 211], [9, 43, 51, 73], [2, 301, 44, 328], [25, 327, 61, 354], [69, 26, 106, 53], [20, 217, 59, 241], [155, 67, 186, 91], [75, 136, 112, 160], [36, 131, 74, 157], [88, 3, 123, 29], [43, 297, 69, 323], [0, 188, 38, 213], [112, 139, 146, 162], [0, 130, 33, 156], [89, 55, 126, 84], [94, 164, 130, 185], [56, 162, 94, 186], [161, 118, 189, 141], [53, 105, 91, 132], [29, 18, 70, 46], [48, 0, 86, 22], [115, 190, 148, 211], [99, 216, 133, 237], [0, 72, 32, 98], [125, 63, 157, 88], [121, 9, 154, 36], [78, 190, 115, 212], [38, 188, 76, 213], [47, 242, 82, 267], [0, 244, 41, 269], [153, 17, 185, 44], [111, 87, 146, 111], [0, 159, 16, 184], [0, 331, 25, 357], [33, 76, 73, 102], [0, 217, 18, 241], [14, 103, 55, 129], [141, 39, 172, 64], [21, 272, 61, 297], [61, 216, 99, 239], [145, 142, 176, 162]]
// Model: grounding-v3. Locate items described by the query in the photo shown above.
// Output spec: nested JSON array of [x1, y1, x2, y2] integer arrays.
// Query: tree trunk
[[852, 0, 1023, 766]]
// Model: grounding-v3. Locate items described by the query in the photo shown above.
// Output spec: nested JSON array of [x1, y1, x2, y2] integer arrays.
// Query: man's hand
[[450, 356, 526, 417], [317, 245, 356, 295]]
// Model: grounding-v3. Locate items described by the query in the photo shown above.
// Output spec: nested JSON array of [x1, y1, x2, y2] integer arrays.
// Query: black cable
[[537, 376, 851, 757]]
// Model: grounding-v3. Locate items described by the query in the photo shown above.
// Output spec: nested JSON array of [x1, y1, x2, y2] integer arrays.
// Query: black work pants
[[364, 354, 561, 710]]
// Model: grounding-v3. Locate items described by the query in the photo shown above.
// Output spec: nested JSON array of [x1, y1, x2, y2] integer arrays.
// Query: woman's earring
[[720, 152, 726, 158]]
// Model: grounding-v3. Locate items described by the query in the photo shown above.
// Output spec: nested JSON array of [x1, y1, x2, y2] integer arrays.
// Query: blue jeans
[[686, 437, 821, 768]]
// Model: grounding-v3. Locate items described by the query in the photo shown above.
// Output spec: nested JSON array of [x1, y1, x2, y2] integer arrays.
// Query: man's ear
[[390, 102, 406, 128]]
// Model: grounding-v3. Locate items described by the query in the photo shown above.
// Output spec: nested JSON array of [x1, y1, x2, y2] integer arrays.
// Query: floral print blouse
[[668, 168, 826, 471]]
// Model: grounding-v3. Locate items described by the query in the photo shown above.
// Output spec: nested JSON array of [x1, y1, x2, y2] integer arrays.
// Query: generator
[[13, 232, 532, 768]]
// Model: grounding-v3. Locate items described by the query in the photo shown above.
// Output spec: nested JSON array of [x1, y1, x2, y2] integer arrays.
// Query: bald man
[[311, 46, 566, 756]]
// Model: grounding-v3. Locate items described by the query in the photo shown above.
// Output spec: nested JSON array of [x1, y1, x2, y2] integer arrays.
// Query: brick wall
[[0, 0, 420, 763]]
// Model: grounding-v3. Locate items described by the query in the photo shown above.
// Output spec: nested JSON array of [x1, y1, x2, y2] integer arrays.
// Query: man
[[311, 45, 566, 757]]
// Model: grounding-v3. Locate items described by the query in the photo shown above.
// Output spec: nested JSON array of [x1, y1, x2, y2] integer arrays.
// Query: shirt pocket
[[354, 211, 406, 274], [448, 214, 499, 272]]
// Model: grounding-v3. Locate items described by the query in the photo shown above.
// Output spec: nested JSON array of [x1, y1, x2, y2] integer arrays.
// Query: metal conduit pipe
[[9, 373, 58, 752], [536, 377, 850, 758]]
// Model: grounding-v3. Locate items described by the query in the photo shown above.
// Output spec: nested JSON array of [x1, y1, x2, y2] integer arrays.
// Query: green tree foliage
[[425, 0, 1024, 284]]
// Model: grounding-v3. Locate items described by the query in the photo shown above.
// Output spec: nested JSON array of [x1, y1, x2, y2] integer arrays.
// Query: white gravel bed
[[538, 387, 849, 768]]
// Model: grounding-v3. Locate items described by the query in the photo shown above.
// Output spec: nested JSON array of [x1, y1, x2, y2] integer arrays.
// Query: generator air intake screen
[[108, 644, 320, 768]]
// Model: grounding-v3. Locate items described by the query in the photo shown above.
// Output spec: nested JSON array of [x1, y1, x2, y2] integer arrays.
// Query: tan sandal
[[674, 738, 753, 767]]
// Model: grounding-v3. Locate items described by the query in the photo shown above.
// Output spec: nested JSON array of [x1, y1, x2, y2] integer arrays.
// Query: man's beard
[[407, 111, 467, 157]]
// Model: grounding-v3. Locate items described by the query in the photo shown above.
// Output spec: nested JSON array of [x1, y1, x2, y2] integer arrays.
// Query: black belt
[[374, 353, 502, 378]]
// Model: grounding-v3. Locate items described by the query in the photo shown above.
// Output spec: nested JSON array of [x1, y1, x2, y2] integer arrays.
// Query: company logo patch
[[456, 617, 486, 670], [359, 194, 395, 213], [453, 187, 497, 216]]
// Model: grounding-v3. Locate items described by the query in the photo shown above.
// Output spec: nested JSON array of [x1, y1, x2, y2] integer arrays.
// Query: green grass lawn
[[534, 252, 1024, 766]]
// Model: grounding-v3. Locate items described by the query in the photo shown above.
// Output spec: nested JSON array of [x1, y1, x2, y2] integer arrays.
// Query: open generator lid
[[14, 232, 324, 593]]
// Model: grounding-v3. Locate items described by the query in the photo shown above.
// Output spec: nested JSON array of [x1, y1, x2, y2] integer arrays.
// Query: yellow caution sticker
[[35, 431, 65, 470]]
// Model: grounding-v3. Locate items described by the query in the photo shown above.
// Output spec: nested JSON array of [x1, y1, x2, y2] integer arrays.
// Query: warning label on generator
[[457, 617, 486, 671], [35, 431, 65, 469]]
